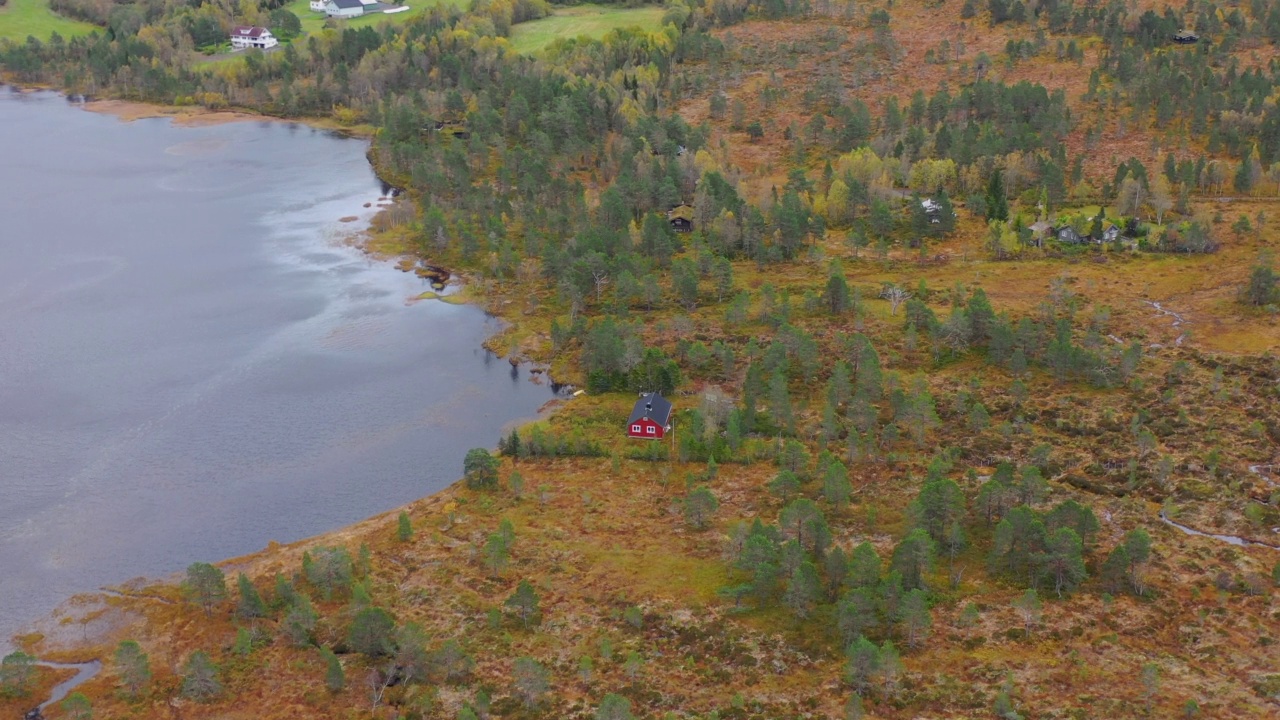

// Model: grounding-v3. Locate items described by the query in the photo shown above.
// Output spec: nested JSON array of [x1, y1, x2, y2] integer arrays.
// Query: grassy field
[[0, 0, 98, 42], [282, 0, 468, 36], [508, 4, 666, 54]]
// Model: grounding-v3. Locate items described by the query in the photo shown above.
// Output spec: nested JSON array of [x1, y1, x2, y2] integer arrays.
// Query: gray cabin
[[1055, 226, 1085, 244]]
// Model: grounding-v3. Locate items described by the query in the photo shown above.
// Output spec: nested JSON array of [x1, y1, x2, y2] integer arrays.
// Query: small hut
[[667, 204, 695, 233], [1173, 30, 1199, 44]]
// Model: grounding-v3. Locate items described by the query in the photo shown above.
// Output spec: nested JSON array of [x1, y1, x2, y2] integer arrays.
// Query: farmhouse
[[667, 204, 694, 233], [626, 392, 673, 440], [325, 0, 365, 18], [229, 26, 279, 50], [1102, 224, 1121, 243], [309, 0, 326, 10]]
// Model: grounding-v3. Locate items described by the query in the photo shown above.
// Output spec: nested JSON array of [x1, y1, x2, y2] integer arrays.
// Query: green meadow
[[282, 0, 469, 36], [0, 0, 98, 42], [508, 4, 665, 54]]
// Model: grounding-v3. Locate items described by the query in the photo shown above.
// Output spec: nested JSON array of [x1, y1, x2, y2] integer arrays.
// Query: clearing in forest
[[0, 0, 98, 42], [508, 3, 666, 54]]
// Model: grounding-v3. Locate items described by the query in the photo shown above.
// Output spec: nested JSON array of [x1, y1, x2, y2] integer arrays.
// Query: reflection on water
[[0, 90, 554, 649]]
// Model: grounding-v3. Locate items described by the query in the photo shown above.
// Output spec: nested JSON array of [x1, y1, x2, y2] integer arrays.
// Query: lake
[[0, 89, 555, 648]]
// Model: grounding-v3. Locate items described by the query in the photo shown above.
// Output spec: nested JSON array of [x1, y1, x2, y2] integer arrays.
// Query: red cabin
[[626, 392, 673, 440]]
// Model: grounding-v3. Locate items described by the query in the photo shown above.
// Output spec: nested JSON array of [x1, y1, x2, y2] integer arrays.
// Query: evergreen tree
[[0, 652, 35, 698], [283, 593, 318, 647], [1037, 527, 1087, 597], [990, 506, 1047, 585], [823, 460, 853, 509], [321, 647, 345, 693], [183, 562, 227, 617], [464, 448, 500, 490], [827, 262, 852, 314], [911, 476, 966, 544], [397, 511, 414, 542], [986, 170, 1009, 222], [305, 546, 354, 600], [506, 580, 541, 628], [848, 541, 882, 589], [236, 573, 266, 621], [180, 651, 221, 702], [780, 498, 831, 555], [769, 470, 801, 502], [890, 529, 935, 590], [684, 486, 719, 530], [844, 635, 881, 693], [837, 587, 881, 644], [513, 657, 550, 707], [899, 588, 932, 648], [59, 691, 93, 720], [348, 607, 396, 658], [783, 561, 820, 618], [769, 372, 796, 435], [114, 640, 152, 697], [595, 693, 635, 720]]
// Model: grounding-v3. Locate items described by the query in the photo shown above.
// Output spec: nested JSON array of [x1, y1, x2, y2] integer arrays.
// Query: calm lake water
[[0, 89, 554, 647]]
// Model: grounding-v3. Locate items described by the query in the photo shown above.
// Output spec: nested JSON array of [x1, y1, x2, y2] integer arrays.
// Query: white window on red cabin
[[632, 425, 641, 433], [647, 426, 656, 434]]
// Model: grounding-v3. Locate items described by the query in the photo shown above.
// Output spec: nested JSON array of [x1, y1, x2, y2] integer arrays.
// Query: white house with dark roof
[[325, 0, 365, 17], [230, 26, 278, 50]]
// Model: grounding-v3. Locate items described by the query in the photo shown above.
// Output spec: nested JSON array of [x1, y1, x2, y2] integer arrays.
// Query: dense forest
[[4, 0, 1280, 717]]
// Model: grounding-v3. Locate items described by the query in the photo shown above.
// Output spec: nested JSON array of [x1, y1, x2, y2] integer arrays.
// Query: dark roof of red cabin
[[627, 392, 672, 426]]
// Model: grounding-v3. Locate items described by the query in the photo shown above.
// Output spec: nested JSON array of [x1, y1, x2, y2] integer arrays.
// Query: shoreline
[[80, 98, 377, 136], [1, 83, 377, 135]]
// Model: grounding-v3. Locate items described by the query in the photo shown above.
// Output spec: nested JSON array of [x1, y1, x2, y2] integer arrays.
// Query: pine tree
[[911, 476, 966, 544], [783, 561, 820, 618], [890, 529, 935, 590], [684, 486, 719, 530], [236, 573, 266, 621], [397, 511, 413, 542], [986, 170, 1009, 221], [506, 580, 541, 628], [899, 588, 932, 648], [837, 587, 880, 643], [180, 651, 221, 702], [1038, 527, 1087, 597], [844, 635, 881, 693], [848, 542, 882, 589], [184, 562, 227, 617], [348, 607, 396, 658], [823, 461, 853, 509], [595, 693, 635, 720], [769, 372, 796, 435], [59, 692, 92, 720], [513, 657, 550, 707], [827, 262, 852, 314], [0, 652, 35, 698], [114, 641, 154, 697], [321, 647, 345, 692]]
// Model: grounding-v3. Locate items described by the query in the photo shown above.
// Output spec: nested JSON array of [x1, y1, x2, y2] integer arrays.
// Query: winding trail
[[1142, 299, 1189, 346]]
